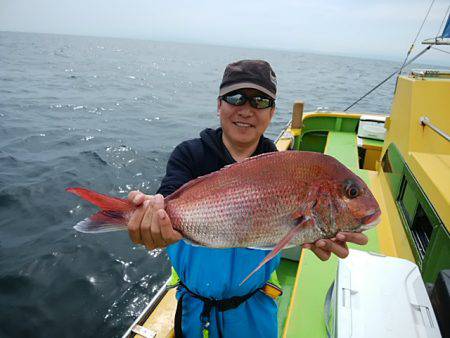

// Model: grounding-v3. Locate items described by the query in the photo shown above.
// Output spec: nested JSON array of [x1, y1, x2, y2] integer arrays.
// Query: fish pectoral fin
[[291, 185, 319, 222], [182, 238, 203, 247], [239, 216, 310, 286], [247, 245, 275, 251], [291, 210, 315, 229], [291, 210, 303, 221], [247, 243, 298, 250]]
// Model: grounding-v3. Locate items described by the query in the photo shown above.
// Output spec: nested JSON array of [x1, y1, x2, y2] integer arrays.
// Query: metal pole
[[420, 116, 450, 142]]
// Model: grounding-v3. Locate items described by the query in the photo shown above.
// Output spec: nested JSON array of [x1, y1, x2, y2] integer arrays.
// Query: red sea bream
[[67, 151, 381, 284]]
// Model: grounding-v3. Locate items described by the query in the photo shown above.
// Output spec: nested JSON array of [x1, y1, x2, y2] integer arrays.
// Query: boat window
[[358, 147, 366, 169], [410, 204, 434, 260], [398, 177, 419, 224], [381, 144, 404, 198], [397, 176, 434, 260], [396, 165, 442, 270], [381, 149, 392, 173]]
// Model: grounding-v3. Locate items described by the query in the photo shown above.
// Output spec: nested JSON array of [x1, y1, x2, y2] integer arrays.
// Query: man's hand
[[302, 232, 368, 261], [127, 191, 183, 250]]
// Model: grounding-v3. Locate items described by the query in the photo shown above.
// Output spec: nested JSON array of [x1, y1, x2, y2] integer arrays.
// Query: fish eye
[[345, 185, 360, 199]]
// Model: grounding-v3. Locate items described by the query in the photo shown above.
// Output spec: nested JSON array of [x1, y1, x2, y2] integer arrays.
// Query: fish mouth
[[358, 209, 381, 231]]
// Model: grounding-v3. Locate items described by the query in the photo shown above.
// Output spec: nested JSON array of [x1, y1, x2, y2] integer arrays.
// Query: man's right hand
[[127, 191, 183, 250]]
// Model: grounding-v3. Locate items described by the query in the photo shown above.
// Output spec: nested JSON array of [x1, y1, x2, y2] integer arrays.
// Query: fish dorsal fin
[[229, 151, 278, 167], [165, 151, 279, 202], [165, 172, 215, 201]]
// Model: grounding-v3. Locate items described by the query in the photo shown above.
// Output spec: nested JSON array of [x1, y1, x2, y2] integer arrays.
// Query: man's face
[[218, 88, 275, 148]]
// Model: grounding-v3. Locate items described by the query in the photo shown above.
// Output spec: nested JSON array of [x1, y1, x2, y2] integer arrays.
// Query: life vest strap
[[175, 281, 260, 338], [170, 267, 283, 338], [168, 266, 283, 300]]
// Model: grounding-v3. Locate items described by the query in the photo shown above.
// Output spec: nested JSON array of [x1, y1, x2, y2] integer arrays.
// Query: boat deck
[[280, 114, 416, 337], [276, 259, 298, 336], [324, 131, 358, 167]]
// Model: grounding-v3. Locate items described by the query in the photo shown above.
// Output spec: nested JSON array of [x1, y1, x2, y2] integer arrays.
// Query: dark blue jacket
[[158, 127, 280, 338], [157, 127, 277, 197]]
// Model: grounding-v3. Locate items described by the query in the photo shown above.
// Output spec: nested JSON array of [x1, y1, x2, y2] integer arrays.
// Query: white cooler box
[[324, 249, 442, 338], [357, 115, 387, 141]]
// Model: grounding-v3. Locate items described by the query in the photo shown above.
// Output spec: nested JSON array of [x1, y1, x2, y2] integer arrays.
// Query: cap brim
[[219, 82, 276, 99]]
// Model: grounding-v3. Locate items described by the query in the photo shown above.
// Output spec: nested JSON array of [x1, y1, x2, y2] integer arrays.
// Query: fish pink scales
[[165, 152, 309, 247]]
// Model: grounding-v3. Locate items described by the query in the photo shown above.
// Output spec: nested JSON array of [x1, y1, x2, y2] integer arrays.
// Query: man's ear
[[217, 98, 222, 115], [269, 105, 276, 119]]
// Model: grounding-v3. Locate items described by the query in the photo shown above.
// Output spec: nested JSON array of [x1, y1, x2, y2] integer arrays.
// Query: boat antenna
[[343, 0, 438, 112]]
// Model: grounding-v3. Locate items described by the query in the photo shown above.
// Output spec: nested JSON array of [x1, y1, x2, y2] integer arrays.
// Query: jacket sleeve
[[156, 141, 196, 197], [265, 138, 278, 152]]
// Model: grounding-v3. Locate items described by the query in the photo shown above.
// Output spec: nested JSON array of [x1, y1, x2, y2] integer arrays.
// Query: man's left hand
[[302, 232, 368, 261]]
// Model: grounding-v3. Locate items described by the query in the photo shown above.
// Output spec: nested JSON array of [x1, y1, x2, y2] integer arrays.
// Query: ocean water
[[0, 31, 435, 337]]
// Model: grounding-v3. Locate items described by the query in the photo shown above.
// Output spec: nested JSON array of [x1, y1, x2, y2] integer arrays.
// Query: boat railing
[[274, 101, 304, 148], [274, 119, 292, 144], [420, 116, 450, 142], [121, 279, 171, 338]]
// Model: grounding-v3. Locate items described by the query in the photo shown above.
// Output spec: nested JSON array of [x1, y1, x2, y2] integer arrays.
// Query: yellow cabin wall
[[381, 75, 450, 230], [385, 76, 450, 156], [409, 79, 450, 155]]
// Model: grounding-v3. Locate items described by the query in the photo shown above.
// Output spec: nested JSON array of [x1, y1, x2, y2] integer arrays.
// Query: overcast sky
[[1, 0, 449, 65]]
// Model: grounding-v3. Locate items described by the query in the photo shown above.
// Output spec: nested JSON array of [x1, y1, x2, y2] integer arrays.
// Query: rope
[[399, 0, 436, 73], [436, 5, 450, 39], [343, 46, 431, 112], [413, 0, 436, 46], [432, 46, 450, 54], [343, 0, 437, 112]]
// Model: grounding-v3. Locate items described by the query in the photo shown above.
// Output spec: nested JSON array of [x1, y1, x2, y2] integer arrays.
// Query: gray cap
[[219, 60, 277, 99]]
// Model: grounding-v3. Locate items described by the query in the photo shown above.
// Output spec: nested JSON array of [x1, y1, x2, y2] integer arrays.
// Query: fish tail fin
[[67, 187, 133, 233], [239, 216, 309, 286], [66, 187, 133, 212], [73, 210, 128, 233]]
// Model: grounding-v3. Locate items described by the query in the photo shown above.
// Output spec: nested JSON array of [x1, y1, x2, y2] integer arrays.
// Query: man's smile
[[233, 121, 254, 128]]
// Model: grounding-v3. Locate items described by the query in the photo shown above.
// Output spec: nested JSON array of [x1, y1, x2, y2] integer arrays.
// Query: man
[[127, 60, 368, 337]]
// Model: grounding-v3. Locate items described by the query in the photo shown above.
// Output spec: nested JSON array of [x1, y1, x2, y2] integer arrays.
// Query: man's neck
[[222, 134, 259, 163]]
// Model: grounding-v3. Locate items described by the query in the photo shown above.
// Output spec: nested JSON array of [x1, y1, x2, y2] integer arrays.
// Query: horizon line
[[1, 29, 448, 68]]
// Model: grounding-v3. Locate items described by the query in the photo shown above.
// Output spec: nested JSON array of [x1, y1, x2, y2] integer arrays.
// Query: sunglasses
[[220, 91, 275, 109]]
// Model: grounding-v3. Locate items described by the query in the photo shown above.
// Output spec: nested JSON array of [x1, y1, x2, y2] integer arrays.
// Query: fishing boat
[[123, 14, 450, 338]]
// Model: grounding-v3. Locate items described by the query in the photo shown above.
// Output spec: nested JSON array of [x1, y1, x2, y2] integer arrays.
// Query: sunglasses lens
[[223, 93, 246, 106], [251, 97, 272, 109], [222, 92, 273, 109]]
